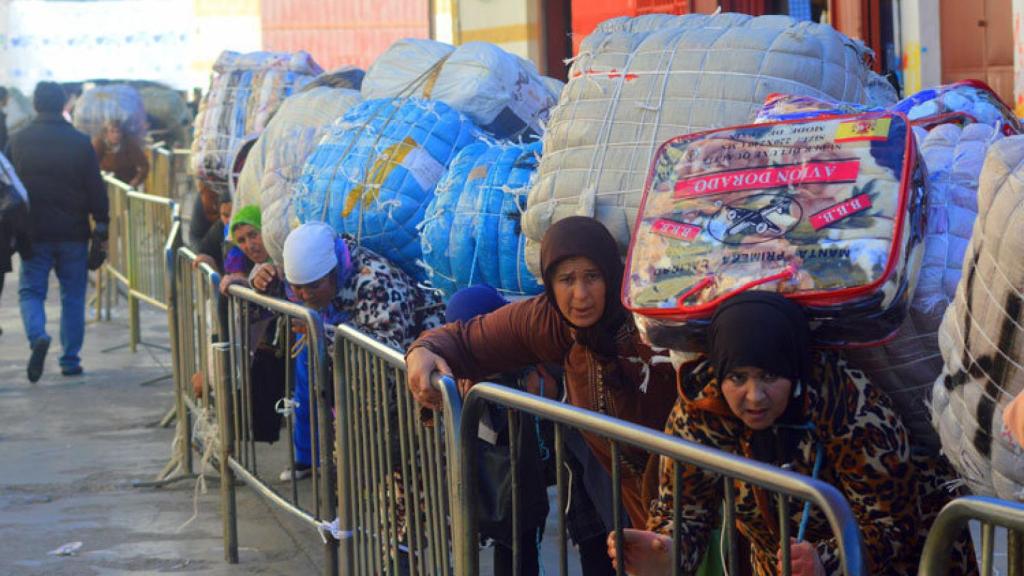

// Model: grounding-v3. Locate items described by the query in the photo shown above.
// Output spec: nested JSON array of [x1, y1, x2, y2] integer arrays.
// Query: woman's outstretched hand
[[606, 529, 671, 575], [406, 347, 452, 411], [777, 538, 825, 576]]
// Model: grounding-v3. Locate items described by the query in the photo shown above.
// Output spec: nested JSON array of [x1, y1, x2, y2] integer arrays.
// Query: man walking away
[[7, 81, 108, 381]]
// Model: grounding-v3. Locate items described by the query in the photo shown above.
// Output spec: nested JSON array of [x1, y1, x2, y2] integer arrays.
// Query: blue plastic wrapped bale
[[422, 140, 544, 298], [420, 142, 489, 295], [294, 98, 482, 280], [893, 80, 1024, 134]]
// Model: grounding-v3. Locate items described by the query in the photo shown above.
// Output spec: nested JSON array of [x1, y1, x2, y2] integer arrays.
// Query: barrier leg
[[129, 292, 140, 353], [213, 342, 238, 563]]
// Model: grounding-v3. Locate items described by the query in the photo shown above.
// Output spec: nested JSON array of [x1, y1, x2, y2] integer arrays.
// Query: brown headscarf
[[540, 216, 627, 357]]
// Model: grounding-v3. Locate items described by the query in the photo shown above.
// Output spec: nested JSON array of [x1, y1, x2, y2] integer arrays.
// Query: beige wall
[[900, 0, 943, 94], [455, 0, 545, 70]]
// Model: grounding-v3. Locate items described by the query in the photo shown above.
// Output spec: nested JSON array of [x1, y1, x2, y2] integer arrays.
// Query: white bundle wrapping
[[190, 50, 323, 195], [234, 84, 362, 265], [931, 136, 1024, 499], [362, 38, 559, 139], [72, 84, 147, 141], [522, 13, 894, 275]]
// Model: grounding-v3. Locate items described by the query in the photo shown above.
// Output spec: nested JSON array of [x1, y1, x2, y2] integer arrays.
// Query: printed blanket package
[[624, 113, 927, 350]]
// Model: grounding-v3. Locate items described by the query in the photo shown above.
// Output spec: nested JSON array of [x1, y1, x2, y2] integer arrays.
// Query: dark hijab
[[540, 216, 627, 357], [708, 292, 814, 462]]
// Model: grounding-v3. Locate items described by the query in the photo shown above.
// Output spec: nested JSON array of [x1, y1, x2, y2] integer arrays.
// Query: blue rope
[[797, 441, 825, 542], [776, 420, 824, 542]]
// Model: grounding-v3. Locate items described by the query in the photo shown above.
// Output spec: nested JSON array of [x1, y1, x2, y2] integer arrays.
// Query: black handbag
[[475, 403, 551, 547]]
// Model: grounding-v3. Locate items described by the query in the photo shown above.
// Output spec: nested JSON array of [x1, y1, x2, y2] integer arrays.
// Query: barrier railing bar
[[918, 496, 1024, 576], [285, 319, 300, 507], [459, 383, 867, 576], [672, 460, 683, 576], [509, 408, 521, 576], [981, 521, 994, 575], [723, 477, 739, 573], [554, 423, 568, 576], [779, 491, 792, 575], [610, 440, 624, 576]]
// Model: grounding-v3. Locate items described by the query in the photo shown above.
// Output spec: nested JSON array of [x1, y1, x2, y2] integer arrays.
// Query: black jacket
[[7, 113, 108, 243]]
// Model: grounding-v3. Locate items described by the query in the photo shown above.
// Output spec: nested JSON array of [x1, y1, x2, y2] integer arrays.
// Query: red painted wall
[[261, 0, 431, 72]]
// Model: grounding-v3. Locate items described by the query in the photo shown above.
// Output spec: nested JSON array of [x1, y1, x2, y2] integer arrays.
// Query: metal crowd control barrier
[[218, 284, 338, 576], [458, 384, 868, 576], [144, 146, 194, 203], [333, 326, 463, 576], [919, 495, 1024, 575], [145, 146, 173, 197], [99, 173, 181, 352], [156, 246, 223, 483]]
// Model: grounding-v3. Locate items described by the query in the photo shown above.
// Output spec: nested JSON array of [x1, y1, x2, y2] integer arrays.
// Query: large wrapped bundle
[[844, 122, 1000, 455], [137, 85, 193, 146], [191, 50, 323, 195], [73, 84, 147, 141], [895, 80, 1023, 134], [6, 88, 34, 134], [915, 123, 1000, 315], [624, 113, 925, 351], [362, 39, 559, 139], [234, 78, 363, 265], [523, 13, 896, 275], [293, 98, 481, 279], [931, 136, 1024, 498], [421, 140, 544, 298]]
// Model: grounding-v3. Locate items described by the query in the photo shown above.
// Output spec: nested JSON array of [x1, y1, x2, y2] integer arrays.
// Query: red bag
[[623, 112, 927, 350]]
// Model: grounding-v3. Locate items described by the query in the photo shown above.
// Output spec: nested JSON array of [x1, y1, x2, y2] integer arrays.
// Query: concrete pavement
[[0, 269, 322, 575]]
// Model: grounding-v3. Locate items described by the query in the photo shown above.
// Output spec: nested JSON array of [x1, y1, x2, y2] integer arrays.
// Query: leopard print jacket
[[323, 238, 445, 350], [648, 351, 976, 576]]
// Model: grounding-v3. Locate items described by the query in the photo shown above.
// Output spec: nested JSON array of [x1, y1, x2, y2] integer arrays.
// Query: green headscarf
[[230, 204, 261, 233]]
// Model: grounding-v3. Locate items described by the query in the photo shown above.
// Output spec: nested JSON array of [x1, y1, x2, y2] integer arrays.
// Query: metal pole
[[335, 338, 354, 576], [213, 342, 238, 563], [125, 194, 139, 352], [554, 423, 568, 576]]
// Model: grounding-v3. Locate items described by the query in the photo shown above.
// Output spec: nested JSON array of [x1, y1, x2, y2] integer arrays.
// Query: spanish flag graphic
[[834, 117, 892, 143]]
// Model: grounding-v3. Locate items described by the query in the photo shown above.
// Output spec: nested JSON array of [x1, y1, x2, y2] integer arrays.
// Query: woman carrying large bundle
[[607, 293, 976, 576], [406, 216, 679, 566]]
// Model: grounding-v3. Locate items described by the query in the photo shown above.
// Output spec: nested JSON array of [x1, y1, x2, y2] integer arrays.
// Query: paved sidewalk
[[0, 269, 322, 575]]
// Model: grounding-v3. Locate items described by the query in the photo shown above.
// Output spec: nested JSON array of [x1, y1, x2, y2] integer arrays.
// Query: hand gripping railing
[[457, 384, 868, 576], [919, 495, 1024, 575], [332, 325, 463, 576]]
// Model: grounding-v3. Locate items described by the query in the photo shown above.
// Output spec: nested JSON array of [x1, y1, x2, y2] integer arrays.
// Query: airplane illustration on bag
[[722, 195, 793, 236]]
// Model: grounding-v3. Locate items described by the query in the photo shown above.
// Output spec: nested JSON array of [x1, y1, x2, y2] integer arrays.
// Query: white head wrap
[[283, 222, 338, 285]]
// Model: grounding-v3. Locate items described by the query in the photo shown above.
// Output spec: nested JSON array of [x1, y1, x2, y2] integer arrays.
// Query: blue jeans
[[19, 241, 88, 370], [293, 346, 314, 467]]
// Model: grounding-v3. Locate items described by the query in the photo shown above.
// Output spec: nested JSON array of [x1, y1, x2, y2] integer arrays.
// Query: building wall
[[456, 0, 546, 70], [900, 0, 943, 94], [0, 0, 197, 93], [193, 0, 262, 88], [260, 0, 430, 72], [1016, 0, 1024, 115]]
